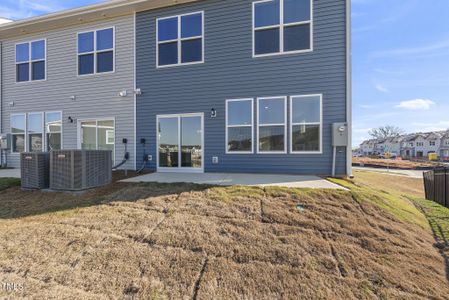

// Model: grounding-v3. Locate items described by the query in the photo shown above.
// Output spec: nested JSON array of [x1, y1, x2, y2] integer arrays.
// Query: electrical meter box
[[0, 134, 11, 150], [332, 123, 348, 147]]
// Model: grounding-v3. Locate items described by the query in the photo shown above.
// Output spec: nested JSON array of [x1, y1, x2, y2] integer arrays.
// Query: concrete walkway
[[121, 172, 345, 189], [0, 168, 20, 178]]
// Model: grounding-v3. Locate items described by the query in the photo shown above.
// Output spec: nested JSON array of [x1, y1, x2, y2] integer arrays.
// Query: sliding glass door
[[157, 113, 203, 172], [79, 119, 115, 163]]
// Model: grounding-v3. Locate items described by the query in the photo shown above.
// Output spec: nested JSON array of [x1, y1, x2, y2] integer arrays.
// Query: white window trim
[[10, 113, 27, 154], [256, 96, 287, 154], [156, 11, 205, 68], [289, 94, 323, 154], [225, 98, 254, 154], [27, 112, 44, 153], [15, 38, 47, 83], [252, 0, 313, 58], [77, 117, 116, 165], [45, 111, 63, 151], [77, 27, 116, 77]]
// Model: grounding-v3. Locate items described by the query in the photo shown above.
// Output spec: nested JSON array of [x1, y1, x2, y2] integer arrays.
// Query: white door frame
[[156, 113, 204, 173]]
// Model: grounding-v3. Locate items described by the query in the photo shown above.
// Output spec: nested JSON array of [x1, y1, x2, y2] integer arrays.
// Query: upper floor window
[[78, 28, 114, 75], [429, 141, 436, 146], [253, 0, 312, 57], [16, 40, 46, 82], [157, 12, 204, 67]]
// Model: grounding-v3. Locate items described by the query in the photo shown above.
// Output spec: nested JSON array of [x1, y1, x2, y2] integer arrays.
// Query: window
[[226, 99, 254, 153], [27, 113, 43, 152], [78, 28, 114, 75], [45, 112, 62, 151], [290, 95, 321, 153], [416, 142, 424, 147], [257, 97, 287, 153], [10, 114, 26, 153], [430, 141, 436, 146], [16, 40, 46, 82], [253, 0, 312, 56], [157, 12, 204, 67], [80, 119, 115, 161]]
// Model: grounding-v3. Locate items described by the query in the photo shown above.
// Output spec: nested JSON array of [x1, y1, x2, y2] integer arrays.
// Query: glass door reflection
[[158, 117, 179, 168], [181, 116, 202, 168], [158, 114, 203, 172]]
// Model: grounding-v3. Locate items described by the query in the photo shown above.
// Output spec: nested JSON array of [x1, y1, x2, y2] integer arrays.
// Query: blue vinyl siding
[[136, 0, 348, 175]]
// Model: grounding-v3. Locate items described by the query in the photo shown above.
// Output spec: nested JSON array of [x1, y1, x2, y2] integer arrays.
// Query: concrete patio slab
[[0, 168, 20, 178], [121, 172, 345, 189]]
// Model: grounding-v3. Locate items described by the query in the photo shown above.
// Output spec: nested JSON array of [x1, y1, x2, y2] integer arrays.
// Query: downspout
[[0, 41, 3, 134], [346, 0, 353, 177], [0, 41, 3, 167]]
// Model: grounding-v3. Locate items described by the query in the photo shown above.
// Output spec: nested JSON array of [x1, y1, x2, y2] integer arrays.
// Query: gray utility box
[[332, 123, 349, 147], [50, 150, 112, 191], [21, 152, 50, 189]]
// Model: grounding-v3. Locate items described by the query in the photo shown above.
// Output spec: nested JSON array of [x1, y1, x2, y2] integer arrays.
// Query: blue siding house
[[136, 0, 351, 175], [0, 0, 351, 176]]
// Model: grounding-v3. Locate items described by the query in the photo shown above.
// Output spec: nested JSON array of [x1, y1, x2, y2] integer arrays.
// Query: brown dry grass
[[353, 157, 436, 169], [353, 170, 425, 198], [0, 177, 448, 299]]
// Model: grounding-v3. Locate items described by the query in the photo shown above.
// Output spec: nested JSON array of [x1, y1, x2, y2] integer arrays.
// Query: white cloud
[[395, 99, 435, 110], [375, 84, 389, 93]]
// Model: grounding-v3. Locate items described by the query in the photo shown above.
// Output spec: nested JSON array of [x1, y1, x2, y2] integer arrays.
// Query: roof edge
[[0, 0, 199, 39]]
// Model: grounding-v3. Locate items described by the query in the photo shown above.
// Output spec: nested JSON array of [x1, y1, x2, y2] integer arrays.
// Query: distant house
[[441, 131, 449, 160], [400, 134, 418, 159], [360, 140, 376, 156], [425, 132, 442, 156], [361, 130, 449, 160], [383, 136, 402, 155], [413, 134, 428, 158]]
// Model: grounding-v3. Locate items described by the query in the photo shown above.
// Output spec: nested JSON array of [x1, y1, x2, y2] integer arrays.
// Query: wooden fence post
[[444, 168, 449, 207]]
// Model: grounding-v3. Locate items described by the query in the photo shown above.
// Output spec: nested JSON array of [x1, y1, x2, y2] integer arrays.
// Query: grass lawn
[[0, 173, 448, 299]]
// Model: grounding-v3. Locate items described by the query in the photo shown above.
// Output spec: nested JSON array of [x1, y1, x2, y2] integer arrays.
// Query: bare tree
[[368, 125, 405, 139]]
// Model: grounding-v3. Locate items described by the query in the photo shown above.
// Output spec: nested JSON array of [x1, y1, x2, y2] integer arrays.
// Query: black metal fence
[[424, 168, 449, 208]]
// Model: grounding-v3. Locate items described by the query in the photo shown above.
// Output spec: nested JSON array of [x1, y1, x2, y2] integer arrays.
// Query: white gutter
[[346, 0, 353, 177]]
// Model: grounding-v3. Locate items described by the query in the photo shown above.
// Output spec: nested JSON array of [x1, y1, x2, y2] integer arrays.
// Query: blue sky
[[1, 0, 449, 147]]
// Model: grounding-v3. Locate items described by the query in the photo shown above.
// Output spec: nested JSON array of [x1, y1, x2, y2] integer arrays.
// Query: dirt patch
[[0, 181, 448, 299], [353, 157, 438, 170]]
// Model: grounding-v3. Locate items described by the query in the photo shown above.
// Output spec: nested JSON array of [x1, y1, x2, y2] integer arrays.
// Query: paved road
[[353, 166, 425, 179]]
